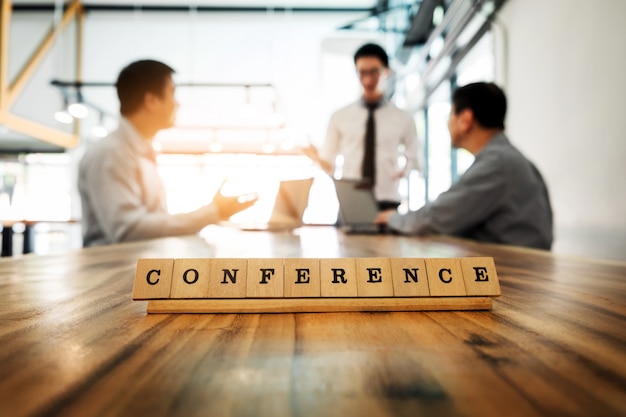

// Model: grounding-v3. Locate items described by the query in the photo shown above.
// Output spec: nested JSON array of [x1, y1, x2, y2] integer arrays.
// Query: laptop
[[333, 179, 388, 234], [237, 177, 314, 231]]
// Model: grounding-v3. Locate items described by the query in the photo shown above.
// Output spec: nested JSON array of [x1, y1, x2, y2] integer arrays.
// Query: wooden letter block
[[320, 258, 358, 297], [246, 258, 285, 298], [208, 258, 248, 298], [425, 258, 467, 296], [170, 258, 211, 299], [389, 258, 430, 297], [460, 257, 501, 296], [355, 258, 393, 297], [284, 258, 321, 298], [132, 258, 174, 300]]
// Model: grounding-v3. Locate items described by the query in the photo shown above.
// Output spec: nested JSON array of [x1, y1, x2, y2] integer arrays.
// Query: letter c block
[[424, 258, 467, 296], [132, 258, 174, 300]]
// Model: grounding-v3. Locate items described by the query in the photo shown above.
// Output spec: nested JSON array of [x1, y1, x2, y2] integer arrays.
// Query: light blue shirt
[[388, 132, 553, 249], [78, 117, 219, 246]]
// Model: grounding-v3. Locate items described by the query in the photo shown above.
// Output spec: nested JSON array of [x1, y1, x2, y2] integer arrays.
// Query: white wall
[[497, 0, 626, 261]]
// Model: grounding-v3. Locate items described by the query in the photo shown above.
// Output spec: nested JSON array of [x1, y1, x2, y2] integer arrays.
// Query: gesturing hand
[[213, 182, 258, 220]]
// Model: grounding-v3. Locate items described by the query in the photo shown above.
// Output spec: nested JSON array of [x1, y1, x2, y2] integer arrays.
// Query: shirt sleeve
[[86, 146, 220, 243], [388, 152, 508, 235], [402, 113, 421, 174], [320, 112, 341, 170]]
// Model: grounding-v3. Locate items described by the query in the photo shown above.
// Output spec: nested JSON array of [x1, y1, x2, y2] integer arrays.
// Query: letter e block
[[389, 258, 430, 297], [132, 258, 174, 300], [356, 258, 393, 297], [246, 258, 284, 298], [170, 258, 211, 299], [460, 257, 501, 296], [425, 258, 467, 296], [320, 258, 358, 297], [284, 258, 321, 298], [208, 258, 248, 298]]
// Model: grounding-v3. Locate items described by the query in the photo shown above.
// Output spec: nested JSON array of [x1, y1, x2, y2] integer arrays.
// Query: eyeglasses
[[357, 68, 384, 79]]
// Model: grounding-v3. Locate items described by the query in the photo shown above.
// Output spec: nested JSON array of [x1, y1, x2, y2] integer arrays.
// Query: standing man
[[376, 82, 553, 250], [303, 43, 420, 210], [78, 59, 256, 247]]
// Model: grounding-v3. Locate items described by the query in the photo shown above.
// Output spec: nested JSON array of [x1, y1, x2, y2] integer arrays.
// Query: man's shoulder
[[331, 100, 362, 116]]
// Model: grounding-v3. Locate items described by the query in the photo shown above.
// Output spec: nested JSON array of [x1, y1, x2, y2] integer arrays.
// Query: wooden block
[[460, 257, 501, 296], [424, 258, 467, 296], [320, 258, 358, 297], [132, 258, 174, 300], [246, 258, 285, 298], [146, 297, 493, 314], [208, 258, 248, 298], [170, 258, 211, 299], [389, 258, 430, 297], [284, 258, 321, 298], [355, 258, 394, 297]]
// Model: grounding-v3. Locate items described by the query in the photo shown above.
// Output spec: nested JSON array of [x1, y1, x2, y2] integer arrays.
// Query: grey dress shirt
[[78, 117, 219, 246], [388, 132, 553, 249]]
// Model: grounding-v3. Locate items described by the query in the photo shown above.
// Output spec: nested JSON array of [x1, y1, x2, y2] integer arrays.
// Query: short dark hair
[[354, 43, 389, 68], [452, 82, 507, 129], [115, 59, 175, 116]]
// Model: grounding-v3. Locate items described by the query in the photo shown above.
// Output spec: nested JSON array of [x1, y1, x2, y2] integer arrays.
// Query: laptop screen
[[333, 179, 379, 226]]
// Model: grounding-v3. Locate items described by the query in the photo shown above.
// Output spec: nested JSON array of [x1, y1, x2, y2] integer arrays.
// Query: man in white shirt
[[303, 43, 420, 210], [78, 60, 256, 246]]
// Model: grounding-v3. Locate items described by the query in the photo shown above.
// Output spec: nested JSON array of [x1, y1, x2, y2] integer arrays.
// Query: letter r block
[[425, 258, 467, 296], [246, 258, 285, 298], [460, 257, 501, 296], [132, 258, 174, 300], [320, 258, 358, 297], [284, 258, 321, 298], [208, 258, 248, 299], [171, 258, 211, 299]]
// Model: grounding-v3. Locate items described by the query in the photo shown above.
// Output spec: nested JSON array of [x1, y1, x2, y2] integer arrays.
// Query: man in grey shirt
[[376, 82, 553, 250], [78, 60, 257, 246]]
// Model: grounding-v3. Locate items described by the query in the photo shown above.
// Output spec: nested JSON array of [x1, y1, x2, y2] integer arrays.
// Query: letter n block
[[425, 258, 467, 296], [132, 258, 174, 300], [246, 258, 285, 298], [460, 257, 501, 296], [284, 258, 321, 298], [208, 258, 247, 298], [355, 258, 393, 297], [320, 258, 357, 297], [389, 258, 430, 297], [171, 258, 211, 299]]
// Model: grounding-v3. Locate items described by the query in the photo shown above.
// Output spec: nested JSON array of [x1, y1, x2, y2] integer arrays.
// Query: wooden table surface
[[1, 226, 625, 417]]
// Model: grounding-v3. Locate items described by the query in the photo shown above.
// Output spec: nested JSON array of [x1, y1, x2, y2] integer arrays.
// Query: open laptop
[[237, 177, 314, 231], [333, 179, 388, 234]]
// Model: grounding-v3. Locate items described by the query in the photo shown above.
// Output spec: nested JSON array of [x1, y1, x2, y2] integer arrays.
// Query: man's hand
[[300, 145, 332, 173], [213, 182, 258, 220], [374, 209, 396, 225]]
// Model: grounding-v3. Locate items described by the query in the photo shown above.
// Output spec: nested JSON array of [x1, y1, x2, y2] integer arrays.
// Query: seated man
[[78, 59, 256, 246], [376, 82, 553, 250]]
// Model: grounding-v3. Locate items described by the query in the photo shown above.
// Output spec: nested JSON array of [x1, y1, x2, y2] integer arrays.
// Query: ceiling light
[[68, 102, 89, 119], [54, 109, 73, 124]]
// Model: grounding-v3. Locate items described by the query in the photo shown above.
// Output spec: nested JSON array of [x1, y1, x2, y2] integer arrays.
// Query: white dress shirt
[[321, 99, 420, 202], [78, 117, 219, 246]]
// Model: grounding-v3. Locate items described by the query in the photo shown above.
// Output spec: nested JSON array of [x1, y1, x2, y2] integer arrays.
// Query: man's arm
[[385, 153, 508, 236]]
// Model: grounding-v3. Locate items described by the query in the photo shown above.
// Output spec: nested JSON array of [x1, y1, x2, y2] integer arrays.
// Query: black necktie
[[362, 102, 378, 185]]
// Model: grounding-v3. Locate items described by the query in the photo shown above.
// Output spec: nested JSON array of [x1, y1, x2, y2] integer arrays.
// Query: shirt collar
[[118, 116, 158, 161]]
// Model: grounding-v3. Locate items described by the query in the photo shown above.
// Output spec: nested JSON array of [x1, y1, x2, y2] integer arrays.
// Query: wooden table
[[1, 226, 624, 417]]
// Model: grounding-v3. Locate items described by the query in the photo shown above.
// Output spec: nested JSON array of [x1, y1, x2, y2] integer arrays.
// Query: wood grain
[[0, 227, 625, 417]]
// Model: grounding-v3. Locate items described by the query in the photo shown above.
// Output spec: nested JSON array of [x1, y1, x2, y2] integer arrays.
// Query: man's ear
[[458, 108, 475, 132]]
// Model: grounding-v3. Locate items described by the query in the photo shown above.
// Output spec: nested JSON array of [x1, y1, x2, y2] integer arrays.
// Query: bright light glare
[[68, 103, 89, 119], [91, 125, 108, 138], [54, 110, 73, 124]]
